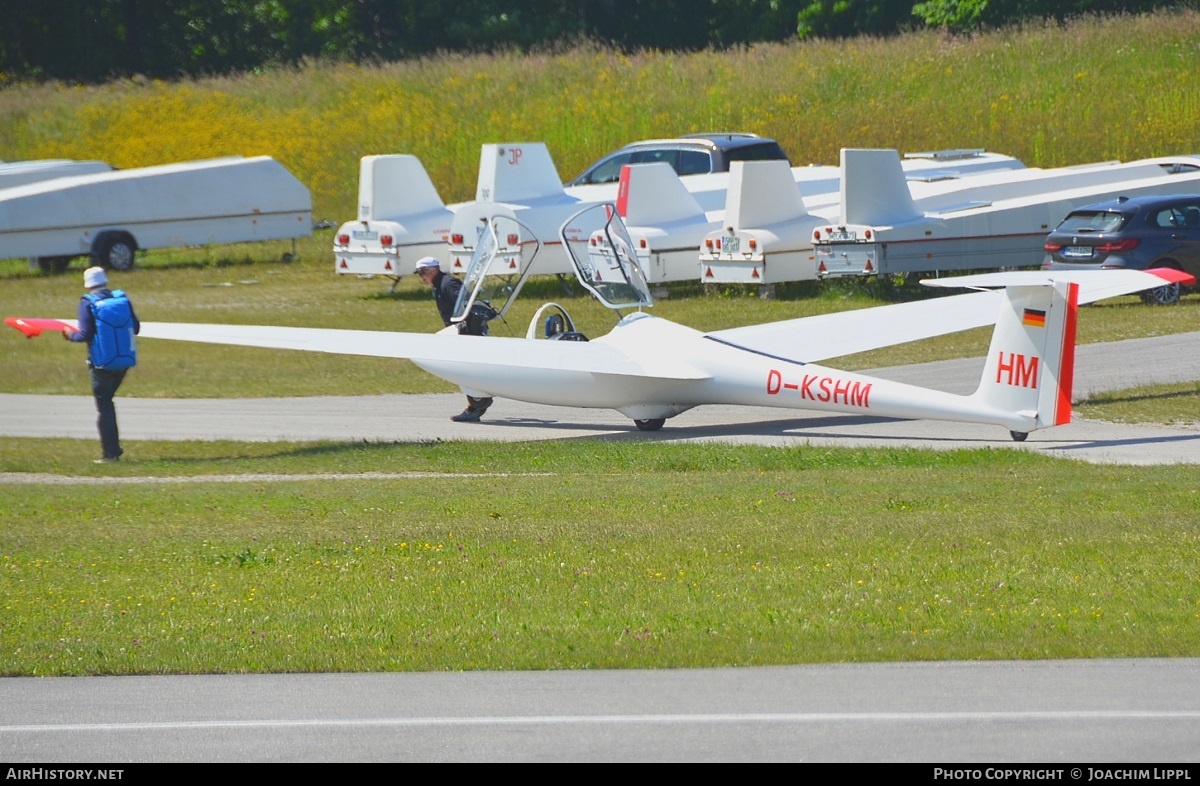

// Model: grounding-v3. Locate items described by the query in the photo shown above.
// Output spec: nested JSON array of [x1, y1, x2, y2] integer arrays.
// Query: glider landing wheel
[[634, 418, 666, 432], [1010, 430, 1029, 442]]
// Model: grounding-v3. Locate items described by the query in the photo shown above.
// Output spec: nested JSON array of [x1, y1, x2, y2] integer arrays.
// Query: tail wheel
[[634, 418, 665, 432]]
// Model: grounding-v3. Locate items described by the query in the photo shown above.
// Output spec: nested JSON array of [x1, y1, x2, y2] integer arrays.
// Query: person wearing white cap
[[414, 256, 494, 422], [65, 266, 140, 462]]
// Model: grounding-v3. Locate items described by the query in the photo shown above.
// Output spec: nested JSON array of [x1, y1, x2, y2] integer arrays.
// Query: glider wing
[[707, 268, 1193, 364], [137, 322, 710, 381], [4, 317, 76, 338]]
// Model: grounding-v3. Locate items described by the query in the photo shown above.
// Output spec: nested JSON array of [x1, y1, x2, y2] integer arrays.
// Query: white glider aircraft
[[8, 206, 1194, 440]]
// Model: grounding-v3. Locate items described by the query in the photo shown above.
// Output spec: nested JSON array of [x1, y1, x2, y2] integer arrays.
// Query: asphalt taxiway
[[4, 660, 1200, 762]]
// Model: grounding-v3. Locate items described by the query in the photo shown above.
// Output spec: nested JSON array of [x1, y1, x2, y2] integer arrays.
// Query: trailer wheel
[[92, 233, 137, 271], [35, 256, 73, 275], [634, 418, 666, 432]]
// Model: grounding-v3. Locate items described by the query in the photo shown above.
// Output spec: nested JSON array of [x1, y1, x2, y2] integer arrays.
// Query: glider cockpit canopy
[[451, 213, 541, 328], [560, 203, 654, 312]]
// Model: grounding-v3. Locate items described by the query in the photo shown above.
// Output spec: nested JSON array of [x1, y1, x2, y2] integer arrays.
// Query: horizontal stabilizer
[[357, 155, 445, 221], [922, 267, 1197, 298], [841, 148, 921, 226], [477, 143, 565, 203], [617, 162, 707, 225], [725, 160, 809, 228]]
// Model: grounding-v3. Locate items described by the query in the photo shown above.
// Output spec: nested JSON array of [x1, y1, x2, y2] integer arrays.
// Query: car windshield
[[1056, 210, 1127, 233], [576, 152, 632, 185]]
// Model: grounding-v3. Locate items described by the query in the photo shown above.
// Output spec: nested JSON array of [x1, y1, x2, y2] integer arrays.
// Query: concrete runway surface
[[3, 660, 1200, 762]]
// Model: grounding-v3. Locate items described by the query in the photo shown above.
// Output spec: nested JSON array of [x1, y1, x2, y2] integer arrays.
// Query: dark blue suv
[[1044, 194, 1200, 304]]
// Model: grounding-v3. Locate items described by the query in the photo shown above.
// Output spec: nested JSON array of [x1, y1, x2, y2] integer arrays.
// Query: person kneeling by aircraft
[[414, 256, 495, 423]]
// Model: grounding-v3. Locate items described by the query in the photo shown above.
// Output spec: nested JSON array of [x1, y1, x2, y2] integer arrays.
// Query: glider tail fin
[[972, 281, 1079, 433], [476, 143, 564, 203], [617, 162, 706, 224], [724, 160, 809, 228], [357, 155, 445, 221], [840, 148, 921, 226]]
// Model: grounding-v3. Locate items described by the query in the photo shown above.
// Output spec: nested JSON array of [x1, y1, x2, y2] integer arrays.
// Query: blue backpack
[[84, 290, 137, 371]]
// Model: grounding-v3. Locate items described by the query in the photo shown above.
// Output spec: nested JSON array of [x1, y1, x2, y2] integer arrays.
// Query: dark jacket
[[432, 271, 463, 327]]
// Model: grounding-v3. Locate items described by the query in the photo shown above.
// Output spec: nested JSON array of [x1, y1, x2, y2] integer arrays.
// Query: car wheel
[[634, 418, 666, 432], [92, 233, 137, 271], [1140, 282, 1181, 306]]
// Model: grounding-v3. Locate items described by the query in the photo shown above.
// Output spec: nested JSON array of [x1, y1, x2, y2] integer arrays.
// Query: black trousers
[[90, 366, 127, 459]]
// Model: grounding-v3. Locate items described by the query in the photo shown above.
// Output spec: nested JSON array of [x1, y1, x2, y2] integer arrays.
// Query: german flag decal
[[1022, 308, 1047, 328]]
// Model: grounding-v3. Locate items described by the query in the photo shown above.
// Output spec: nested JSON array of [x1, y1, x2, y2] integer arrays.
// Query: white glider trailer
[[0, 156, 312, 275], [0, 159, 113, 191], [333, 144, 636, 286], [335, 143, 1026, 287], [457, 145, 1028, 284], [810, 151, 1200, 281], [609, 148, 1025, 285], [694, 148, 1129, 286]]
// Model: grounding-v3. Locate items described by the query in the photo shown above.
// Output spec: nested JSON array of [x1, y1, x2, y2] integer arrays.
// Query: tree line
[[1, 0, 1181, 84]]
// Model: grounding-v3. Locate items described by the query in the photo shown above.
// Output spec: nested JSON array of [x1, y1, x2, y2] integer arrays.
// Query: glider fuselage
[[415, 311, 1035, 431]]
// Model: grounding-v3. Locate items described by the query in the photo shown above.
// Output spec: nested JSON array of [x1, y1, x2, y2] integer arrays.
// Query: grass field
[[3, 440, 1199, 676]]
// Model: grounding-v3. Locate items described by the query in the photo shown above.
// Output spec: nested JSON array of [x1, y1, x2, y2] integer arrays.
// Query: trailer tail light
[[337, 234, 349, 245], [380, 235, 394, 247], [507, 234, 519, 246], [639, 238, 647, 249], [813, 230, 821, 242], [864, 229, 872, 240], [451, 233, 464, 246], [705, 238, 714, 250], [748, 238, 757, 251]]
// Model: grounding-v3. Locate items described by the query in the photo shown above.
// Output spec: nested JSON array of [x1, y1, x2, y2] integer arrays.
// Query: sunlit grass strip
[[1, 11, 1199, 221], [1076, 381, 1200, 426], [1, 440, 1199, 675]]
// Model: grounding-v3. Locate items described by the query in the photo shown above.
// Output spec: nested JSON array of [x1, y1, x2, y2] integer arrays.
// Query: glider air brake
[[332, 143, 1023, 284], [9, 208, 1194, 440]]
